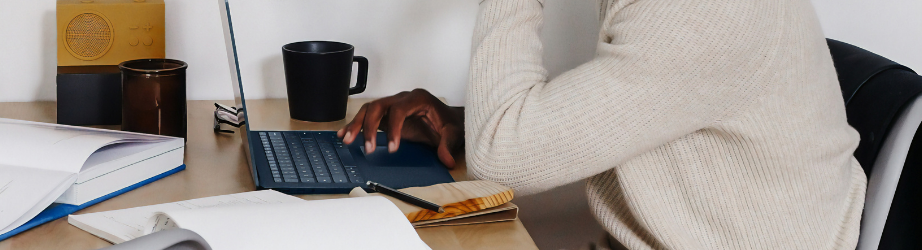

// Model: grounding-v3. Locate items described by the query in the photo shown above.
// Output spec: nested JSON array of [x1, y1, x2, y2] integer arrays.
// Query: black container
[[282, 41, 368, 122], [56, 66, 122, 126], [119, 59, 188, 140]]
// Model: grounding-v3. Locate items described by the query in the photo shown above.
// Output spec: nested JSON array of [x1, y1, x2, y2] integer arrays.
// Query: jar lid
[[119, 59, 188, 73]]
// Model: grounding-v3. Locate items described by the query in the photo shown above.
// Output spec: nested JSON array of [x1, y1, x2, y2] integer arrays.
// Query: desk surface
[[0, 99, 537, 250]]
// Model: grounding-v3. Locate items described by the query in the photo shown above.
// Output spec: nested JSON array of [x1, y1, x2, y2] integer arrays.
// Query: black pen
[[366, 181, 444, 213]]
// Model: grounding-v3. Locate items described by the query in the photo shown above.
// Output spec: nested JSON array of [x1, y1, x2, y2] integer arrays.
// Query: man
[[339, 0, 866, 249]]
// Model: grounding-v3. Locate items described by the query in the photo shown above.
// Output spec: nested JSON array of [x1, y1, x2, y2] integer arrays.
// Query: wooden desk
[[0, 100, 537, 250]]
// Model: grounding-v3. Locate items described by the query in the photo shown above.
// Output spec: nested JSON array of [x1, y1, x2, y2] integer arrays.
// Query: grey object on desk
[[214, 102, 244, 134], [99, 229, 211, 250]]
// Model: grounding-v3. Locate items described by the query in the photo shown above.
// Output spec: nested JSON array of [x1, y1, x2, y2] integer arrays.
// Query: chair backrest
[[826, 39, 922, 250], [877, 125, 922, 249]]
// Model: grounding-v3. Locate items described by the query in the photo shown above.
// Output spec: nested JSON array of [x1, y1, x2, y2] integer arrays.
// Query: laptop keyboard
[[258, 131, 364, 184]]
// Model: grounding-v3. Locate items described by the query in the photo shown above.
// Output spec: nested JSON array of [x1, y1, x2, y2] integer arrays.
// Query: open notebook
[[69, 190, 430, 250], [0, 118, 184, 241]]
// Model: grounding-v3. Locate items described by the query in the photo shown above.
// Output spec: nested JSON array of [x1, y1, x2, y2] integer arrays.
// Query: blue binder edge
[[0, 164, 186, 242]]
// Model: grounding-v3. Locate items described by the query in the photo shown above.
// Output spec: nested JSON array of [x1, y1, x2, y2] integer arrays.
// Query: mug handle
[[349, 56, 369, 95]]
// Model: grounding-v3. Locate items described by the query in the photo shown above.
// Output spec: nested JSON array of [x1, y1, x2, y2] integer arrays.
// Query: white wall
[[811, 0, 922, 72], [0, 0, 58, 102], [1, 0, 920, 102], [227, 0, 478, 106], [0, 0, 598, 105], [0, 0, 237, 102]]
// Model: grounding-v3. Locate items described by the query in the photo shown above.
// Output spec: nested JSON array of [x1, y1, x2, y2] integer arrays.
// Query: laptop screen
[[219, 0, 245, 118], [219, 0, 256, 168]]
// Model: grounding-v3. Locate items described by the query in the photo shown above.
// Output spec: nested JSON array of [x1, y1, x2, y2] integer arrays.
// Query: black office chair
[[827, 39, 922, 250]]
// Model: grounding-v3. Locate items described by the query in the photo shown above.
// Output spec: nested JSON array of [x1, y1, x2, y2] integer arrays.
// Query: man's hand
[[337, 89, 464, 167]]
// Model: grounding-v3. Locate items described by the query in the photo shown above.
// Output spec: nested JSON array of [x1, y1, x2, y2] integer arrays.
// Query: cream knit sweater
[[465, 0, 867, 249]]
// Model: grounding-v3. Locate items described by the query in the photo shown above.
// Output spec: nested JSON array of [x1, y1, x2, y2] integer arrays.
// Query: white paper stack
[[69, 190, 431, 250]]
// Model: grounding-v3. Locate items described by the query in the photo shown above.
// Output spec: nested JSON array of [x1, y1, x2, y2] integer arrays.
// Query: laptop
[[218, 0, 454, 194]]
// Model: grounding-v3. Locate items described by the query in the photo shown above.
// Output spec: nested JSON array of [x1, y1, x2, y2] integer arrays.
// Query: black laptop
[[218, 0, 454, 194]]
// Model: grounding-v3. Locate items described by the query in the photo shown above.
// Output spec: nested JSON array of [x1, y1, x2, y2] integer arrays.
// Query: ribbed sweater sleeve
[[466, 1, 867, 248], [465, 0, 777, 195]]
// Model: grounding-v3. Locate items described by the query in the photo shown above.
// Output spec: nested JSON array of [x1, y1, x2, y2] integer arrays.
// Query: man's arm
[[466, 0, 777, 195]]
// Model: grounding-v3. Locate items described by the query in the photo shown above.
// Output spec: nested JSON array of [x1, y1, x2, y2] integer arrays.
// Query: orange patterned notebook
[[350, 181, 518, 228]]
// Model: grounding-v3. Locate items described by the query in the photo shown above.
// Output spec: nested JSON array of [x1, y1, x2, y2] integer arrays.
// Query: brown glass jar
[[119, 59, 187, 140]]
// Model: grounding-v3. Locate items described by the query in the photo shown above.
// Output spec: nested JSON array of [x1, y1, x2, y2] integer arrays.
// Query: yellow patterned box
[[57, 0, 164, 66]]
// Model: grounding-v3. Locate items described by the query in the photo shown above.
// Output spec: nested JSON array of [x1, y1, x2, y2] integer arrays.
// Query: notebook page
[[68, 190, 302, 243], [0, 166, 76, 235], [0, 118, 172, 173], [152, 196, 431, 250], [79, 142, 162, 172]]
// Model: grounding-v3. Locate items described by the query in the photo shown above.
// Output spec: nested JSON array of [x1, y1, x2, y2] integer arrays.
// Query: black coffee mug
[[282, 41, 369, 122]]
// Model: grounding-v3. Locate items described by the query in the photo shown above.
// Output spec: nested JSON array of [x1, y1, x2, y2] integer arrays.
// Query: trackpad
[[359, 146, 431, 167]]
